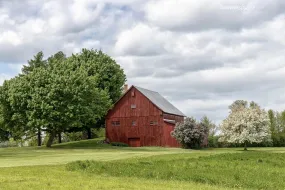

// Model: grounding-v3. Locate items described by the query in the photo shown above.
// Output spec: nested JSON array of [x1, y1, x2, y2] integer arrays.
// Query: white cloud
[[1, 0, 285, 122], [0, 30, 22, 46], [114, 24, 171, 56], [144, 0, 284, 31]]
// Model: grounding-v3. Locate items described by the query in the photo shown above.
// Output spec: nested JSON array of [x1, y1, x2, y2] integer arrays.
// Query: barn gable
[[107, 85, 185, 117]]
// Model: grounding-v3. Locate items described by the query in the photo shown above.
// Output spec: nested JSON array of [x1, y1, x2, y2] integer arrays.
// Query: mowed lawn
[[0, 139, 285, 190]]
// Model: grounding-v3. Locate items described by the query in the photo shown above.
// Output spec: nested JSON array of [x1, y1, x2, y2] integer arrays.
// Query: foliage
[[70, 49, 126, 103], [171, 117, 207, 149], [200, 116, 217, 137], [91, 128, 105, 138], [63, 132, 84, 142], [219, 100, 271, 150], [208, 135, 220, 148], [59, 128, 105, 143], [0, 78, 32, 140], [268, 109, 285, 147], [0, 138, 18, 148], [110, 142, 129, 147], [200, 116, 218, 148], [21, 51, 47, 75], [268, 109, 276, 134], [0, 51, 112, 147], [0, 128, 9, 142], [68, 49, 126, 135]]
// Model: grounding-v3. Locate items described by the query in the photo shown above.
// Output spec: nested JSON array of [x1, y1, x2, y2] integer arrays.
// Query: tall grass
[[67, 151, 285, 189]]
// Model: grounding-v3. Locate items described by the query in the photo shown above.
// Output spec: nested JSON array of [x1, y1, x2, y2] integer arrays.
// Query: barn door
[[128, 138, 141, 147]]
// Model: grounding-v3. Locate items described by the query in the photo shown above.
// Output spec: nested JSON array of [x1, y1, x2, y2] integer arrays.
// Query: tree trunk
[[87, 128, 92, 139], [37, 128, 42, 146], [244, 141, 248, 151], [58, 133, 62, 144], [46, 132, 56, 148]]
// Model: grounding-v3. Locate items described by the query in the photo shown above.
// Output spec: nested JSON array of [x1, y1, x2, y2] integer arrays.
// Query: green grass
[[0, 165, 229, 190], [0, 139, 285, 189], [0, 139, 189, 167], [67, 151, 285, 189]]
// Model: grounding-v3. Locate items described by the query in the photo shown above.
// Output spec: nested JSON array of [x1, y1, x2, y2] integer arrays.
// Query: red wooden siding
[[163, 122, 180, 147], [106, 86, 184, 147], [163, 113, 184, 123]]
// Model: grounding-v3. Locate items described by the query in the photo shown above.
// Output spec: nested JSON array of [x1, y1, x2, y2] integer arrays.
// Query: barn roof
[[134, 86, 186, 117]]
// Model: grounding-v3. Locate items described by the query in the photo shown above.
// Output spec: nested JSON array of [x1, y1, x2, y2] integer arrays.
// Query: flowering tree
[[171, 117, 207, 149], [219, 100, 271, 150]]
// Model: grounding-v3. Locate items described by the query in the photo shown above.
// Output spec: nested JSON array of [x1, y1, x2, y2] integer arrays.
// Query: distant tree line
[[0, 49, 126, 147], [268, 109, 285, 146]]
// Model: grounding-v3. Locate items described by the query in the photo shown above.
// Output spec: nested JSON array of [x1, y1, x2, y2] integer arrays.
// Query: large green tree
[[70, 49, 126, 103], [0, 49, 124, 146], [69, 49, 126, 138], [0, 110, 9, 141], [0, 53, 112, 147], [26, 57, 111, 147], [24, 51, 66, 145], [0, 78, 32, 140]]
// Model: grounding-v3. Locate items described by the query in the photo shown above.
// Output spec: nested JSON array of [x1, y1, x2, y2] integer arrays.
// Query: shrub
[[28, 136, 39, 146], [208, 135, 219, 148], [110, 142, 129, 147], [171, 117, 207, 149], [64, 132, 84, 142], [91, 128, 105, 138]]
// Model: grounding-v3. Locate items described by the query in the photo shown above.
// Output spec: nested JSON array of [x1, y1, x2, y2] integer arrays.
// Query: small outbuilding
[[105, 85, 185, 147]]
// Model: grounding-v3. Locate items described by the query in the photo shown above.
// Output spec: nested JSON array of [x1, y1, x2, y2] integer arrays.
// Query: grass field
[[0, 139, 285, 190]]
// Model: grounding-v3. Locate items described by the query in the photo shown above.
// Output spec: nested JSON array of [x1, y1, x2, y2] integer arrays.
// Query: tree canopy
[[0, 49, 125, 147], [70, 49, 126, 103], [219, 100, 271, 150]]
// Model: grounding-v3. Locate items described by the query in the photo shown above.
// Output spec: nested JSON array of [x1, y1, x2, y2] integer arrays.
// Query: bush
[[0, 138, 23, 148], [208, 135, 219, 148], [110, 142, 129, 147], [64, 132, 84, 142], [64, 128, 106, 142], [91, 128, 105, 138], [28, 136, 39, 146], [272, 133, 285, 147], [171, 117, 207, 149], [0, 140, 18, 148]]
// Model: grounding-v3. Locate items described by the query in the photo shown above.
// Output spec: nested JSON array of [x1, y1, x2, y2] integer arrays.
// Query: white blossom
[[171, 117, 207, 148], [219, 101, 271, 145]]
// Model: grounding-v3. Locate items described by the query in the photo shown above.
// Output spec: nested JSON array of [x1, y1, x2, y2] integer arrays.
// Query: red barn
[[105, 85, 185, 147]]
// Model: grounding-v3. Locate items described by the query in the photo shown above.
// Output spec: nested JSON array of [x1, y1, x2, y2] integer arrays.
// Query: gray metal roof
[[134, 86, 186, 117]]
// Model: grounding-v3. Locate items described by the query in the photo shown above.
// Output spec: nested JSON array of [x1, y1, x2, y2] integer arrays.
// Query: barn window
[[131, 104, 136, 109], [112, 121, 120, 126], [150, 121, 158, 126], [132, 121, 136, 126], [131, 90, 135, 97]]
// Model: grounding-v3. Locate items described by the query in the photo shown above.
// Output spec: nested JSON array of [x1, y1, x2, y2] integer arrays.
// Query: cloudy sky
[[1, 0, 285, 123]]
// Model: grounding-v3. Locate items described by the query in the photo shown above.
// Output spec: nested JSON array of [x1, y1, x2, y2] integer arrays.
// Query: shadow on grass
[[237, 150, 257, 152], [50, 139, 182, 152]]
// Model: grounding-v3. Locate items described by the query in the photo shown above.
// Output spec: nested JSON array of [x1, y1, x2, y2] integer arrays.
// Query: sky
[[0, 0, 285, 124]]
